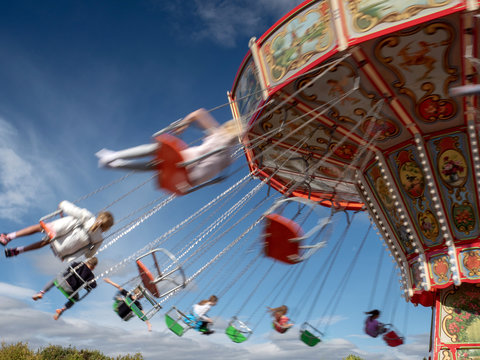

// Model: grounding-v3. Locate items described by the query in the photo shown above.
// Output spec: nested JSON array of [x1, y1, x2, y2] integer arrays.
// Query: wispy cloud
[[0, 118, 57, 222], [0, 282, 36, 299], [0, 291, 430, 360], [155, 0, 305, 47], [193, 0, 306, 47]]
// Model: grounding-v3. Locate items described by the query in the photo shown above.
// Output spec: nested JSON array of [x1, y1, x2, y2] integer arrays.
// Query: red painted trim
[[256, 0, 315, 45], [253, 166, 364, 210]]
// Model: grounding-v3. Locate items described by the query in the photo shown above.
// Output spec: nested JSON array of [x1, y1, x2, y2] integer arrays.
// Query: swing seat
[[155, 134, 191, 195], [165, 314, 188, 336], [123, 296, 147, 321], [54, 279, 76, 302], [226, 326, 247, 343], [383, 330, 404, 347], [165, 307, 194, 336], [264, 214, 304, 264], [226, 317, 252, 343], [300, 322, 323, 347], [273, 321, 291, 334], [136, 259, 160, 298], [300, 330, 321, 347], [113, 299, 134, 321], [136, 248, 186, 300]]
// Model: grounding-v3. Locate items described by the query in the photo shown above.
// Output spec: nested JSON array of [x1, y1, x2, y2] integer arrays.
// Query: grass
[[0, 342, 143, 360]]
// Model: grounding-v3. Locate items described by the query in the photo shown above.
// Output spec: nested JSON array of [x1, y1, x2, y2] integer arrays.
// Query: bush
[[0, 342, 143, 360], [0, 342, 36, 360]]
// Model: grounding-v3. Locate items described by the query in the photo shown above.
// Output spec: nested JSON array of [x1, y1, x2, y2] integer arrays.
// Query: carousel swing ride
[[227, 0, 480, 358]]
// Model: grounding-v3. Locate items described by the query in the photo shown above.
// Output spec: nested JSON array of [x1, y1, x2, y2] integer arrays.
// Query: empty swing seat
[[301, 330, 321, 346], [226, 326, 247, 343], [155, 134, 191, 195], [136, 259, 160, 298], [300, 322, 323, 347], [264, 214, 304, 264], [165, 307, 192, 337], [383, 330, 404, 347], [225, 318, 252, 343], [165, 314, 188, 337]]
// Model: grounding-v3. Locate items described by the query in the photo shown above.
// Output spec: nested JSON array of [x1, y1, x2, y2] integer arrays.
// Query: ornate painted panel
[[429, 253, 453, 286], [387, 145, 443, 248], [459, 248, 480, 281], [437, 348, 453, 360], [439, 284, 480, 345], [233, 57, 263, 123], [365, 162, 416, 255], [374, 18, 461, 131], [342, 0, 461, 39], [426, 132, 480, 241], [259, 0, 336, 86], [455, 348, 480, 359]]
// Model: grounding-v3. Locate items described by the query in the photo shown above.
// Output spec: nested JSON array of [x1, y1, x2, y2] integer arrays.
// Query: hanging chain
[[99, 173, 157, 212], [72, 172, 136, 205], [159, 214, 265, 306], [91, 174, 251, 282], [96, 194, 176, 254]]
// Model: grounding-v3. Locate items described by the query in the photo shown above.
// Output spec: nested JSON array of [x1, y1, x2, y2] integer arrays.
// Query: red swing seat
[[383, 330, 404, 347], [264, 214, 304, 264], [136, 259, 160, 298], [155, 134, 192, 195]]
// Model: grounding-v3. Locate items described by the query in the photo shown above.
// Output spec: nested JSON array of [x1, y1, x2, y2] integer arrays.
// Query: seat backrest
[[383, 330, 404, 347], [300, 330, 321, 347], [264, 214, 303, 264], [226, 325, 248, 343], [124, 296, 147, 321], [165, 314, 186, 336], [155, 134, 191, 195], [136, 260, 160, 298], [54, 279, 76, 302]]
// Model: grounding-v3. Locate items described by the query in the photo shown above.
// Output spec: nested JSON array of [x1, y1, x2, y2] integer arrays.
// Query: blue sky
[[0, 1, 432, 359]]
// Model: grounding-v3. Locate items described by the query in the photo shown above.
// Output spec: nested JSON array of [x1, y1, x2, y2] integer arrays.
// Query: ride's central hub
[[230, 0, 480, 357]]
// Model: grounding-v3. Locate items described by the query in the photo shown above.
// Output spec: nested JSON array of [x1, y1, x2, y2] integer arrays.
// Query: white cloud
[[0, 117, 65, 222], [157, 0, 305, 47], [0, 282, 36, 299], [0, 290, 430, 360]]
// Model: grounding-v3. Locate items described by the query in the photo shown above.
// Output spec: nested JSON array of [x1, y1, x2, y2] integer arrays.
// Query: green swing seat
[[124, 296, 147, 321], [113, 299, 134, 321], [300, 329, 322, 347], [300, 322, 323, 347], [165, 307, 192, 337], [54, 279, 76, 302], [226, 325, 248, 343], [165, 313, 188, 336], [225, 317, 252, 343]]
